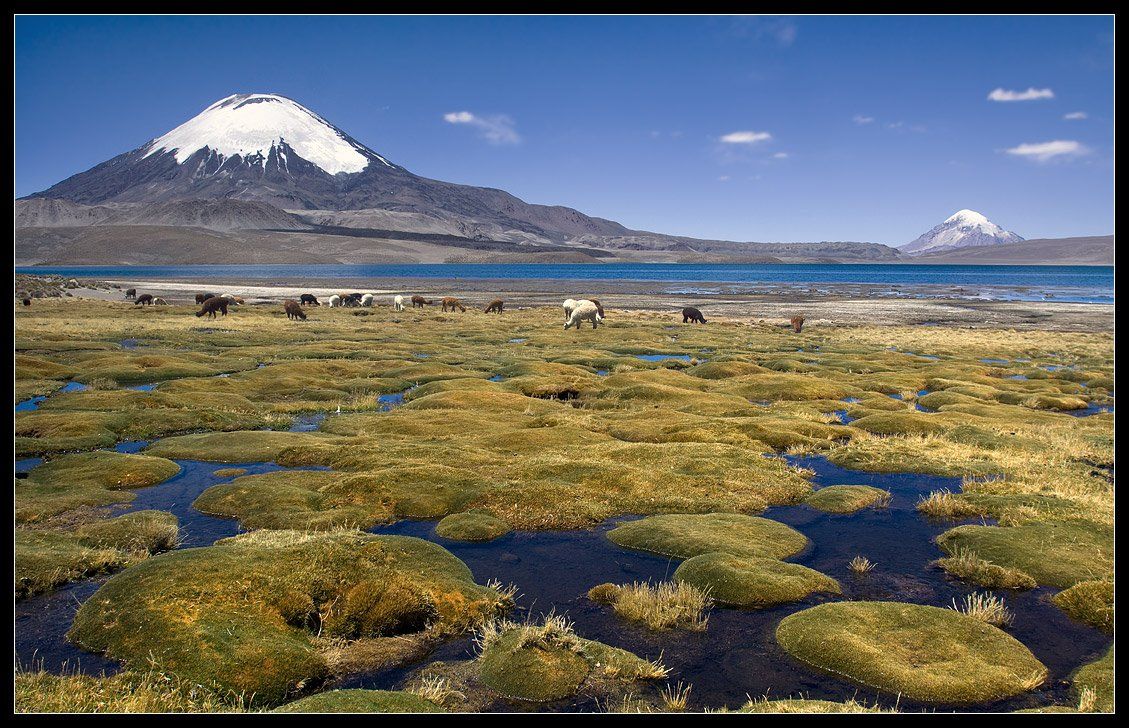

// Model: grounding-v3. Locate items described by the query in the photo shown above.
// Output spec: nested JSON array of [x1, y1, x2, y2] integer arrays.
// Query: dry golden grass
[[589, 581, 711, 631], [950, 592, 1013, 626]]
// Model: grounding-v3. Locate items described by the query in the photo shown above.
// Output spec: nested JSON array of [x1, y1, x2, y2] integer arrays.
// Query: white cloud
[[717, 175, 731, 182], [852, 115, 874, 125], [1064, 111, 1088, 120], [1004, 139, 1089, 162], [772, 152, 789, 159], [988, 87, 1055, 102], [443, 111, 521, 145], [720, 130, 772, 145]]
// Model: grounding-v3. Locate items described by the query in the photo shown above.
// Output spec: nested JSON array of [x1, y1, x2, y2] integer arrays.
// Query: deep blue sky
[[15, 15, 1114, 244]]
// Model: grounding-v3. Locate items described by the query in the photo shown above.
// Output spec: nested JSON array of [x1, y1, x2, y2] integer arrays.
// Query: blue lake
[[15, 263, 1115, 303]]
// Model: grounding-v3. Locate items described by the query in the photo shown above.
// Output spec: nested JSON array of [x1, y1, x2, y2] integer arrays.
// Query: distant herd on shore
[[19, 286, 805, 332]]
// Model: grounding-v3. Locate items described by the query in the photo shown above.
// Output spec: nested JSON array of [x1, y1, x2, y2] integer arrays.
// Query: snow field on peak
[[143, 93, 373, 175]]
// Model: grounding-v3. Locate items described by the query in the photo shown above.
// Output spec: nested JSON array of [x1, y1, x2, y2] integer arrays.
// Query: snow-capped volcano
[[901, 209, 1024, 254], [23, 92, 629, 239], [143, 93, 392, 175]]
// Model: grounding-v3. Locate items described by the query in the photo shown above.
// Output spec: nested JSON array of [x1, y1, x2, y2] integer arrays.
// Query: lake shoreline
[[23, 273, 1114, 333]]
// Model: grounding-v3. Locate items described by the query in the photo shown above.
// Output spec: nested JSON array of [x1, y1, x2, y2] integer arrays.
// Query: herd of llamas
[[39, 288, 805, 332]]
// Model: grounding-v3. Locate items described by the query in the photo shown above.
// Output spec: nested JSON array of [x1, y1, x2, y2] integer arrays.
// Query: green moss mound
[[937, 520, 1113, 588], [1052, 580, 1113, 632], [17, 451, 181, 523], [69, 530, 506, 707], [435, 512, 512, 542], [674, 552, 839, 607], [194, 466, 488, 531], [478, 628, 591, 702], [213, 467, 247, 478], [607, 513, 808, 560], [776, 601, 1047, 704], [804, 485, 890, 514], [274, 689, 445, 713], [1073, 647, 1113, 712], [933, 550, 1036, 591], [16, 511, 179, 599], [192, 470, 378, 531], [849, 412, 954, 436], [144, 430, 338, 463], [739, 698, 885, 713]]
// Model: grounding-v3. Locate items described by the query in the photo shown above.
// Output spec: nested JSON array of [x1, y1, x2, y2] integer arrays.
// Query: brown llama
[[195, 292, 217, 304], [441, 297, 467, 312], [682, 307, 707, 324], [411, 295, 431, 308], [21, 297, 31, 306], [125, 288, 136, 299], [587, 298, 606, 318], [284, 300, 307, 320], [484, 298, 504, 313], [196, 296, 229, 319], [134, 294, 154, 306], [791, 315, 805, 333]]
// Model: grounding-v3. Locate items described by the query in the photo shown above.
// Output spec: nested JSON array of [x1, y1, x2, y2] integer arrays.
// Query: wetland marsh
[[13, 296, 1114, 713]]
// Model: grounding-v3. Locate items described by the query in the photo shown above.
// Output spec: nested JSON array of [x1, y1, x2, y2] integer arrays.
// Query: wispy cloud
[[443, 111, 521, 145], [724, 16, 798, 47], [852, 114, 874, 125], [988, 87, 1055, 102], [1004, 139, 1089, 162], [772, 152, 789, 159], [719, 130, 772, 145], [1064, 111, 1088, 120]]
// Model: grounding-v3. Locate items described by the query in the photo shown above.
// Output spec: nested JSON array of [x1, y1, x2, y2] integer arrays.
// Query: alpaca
[[791, 315, 805, 333], [196, 296, 229, 319], [393, 295, 405, 311], [300, 293, 320, 306], [360, 293, 375, 307], [327, 294, 342, 308], [682, 307, 707, 324], [339, 293, 361, 308], [21, 297, 31, 306], [153, 297, 169, 306], [562, 298, 578, 320], [441, 297, 466, 312], [284, 300, 307, 320], [411, 295, 430, 308], [217, 293, 242, 305], [134, 294, 154, 306], [587, 298, 606, 318], [484, 298, 504, 314], [565, 300, 603, 330], [195, 293, 217, 304], [125, 288, 136, 299]]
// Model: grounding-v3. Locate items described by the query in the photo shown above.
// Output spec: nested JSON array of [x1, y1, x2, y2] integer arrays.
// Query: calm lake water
[[16, 263, 1115, 303]]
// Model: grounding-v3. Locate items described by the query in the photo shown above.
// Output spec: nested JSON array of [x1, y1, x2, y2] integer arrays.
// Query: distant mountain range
[[14, 93, 1112, 266]]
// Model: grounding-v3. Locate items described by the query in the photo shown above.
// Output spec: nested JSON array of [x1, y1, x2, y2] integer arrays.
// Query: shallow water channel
[[13, 391, 1113, 711]]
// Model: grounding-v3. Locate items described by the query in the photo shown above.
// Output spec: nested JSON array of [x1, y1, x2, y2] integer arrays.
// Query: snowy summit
[[143, 93, 393, 175], [901, 209, 1024, 254]]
